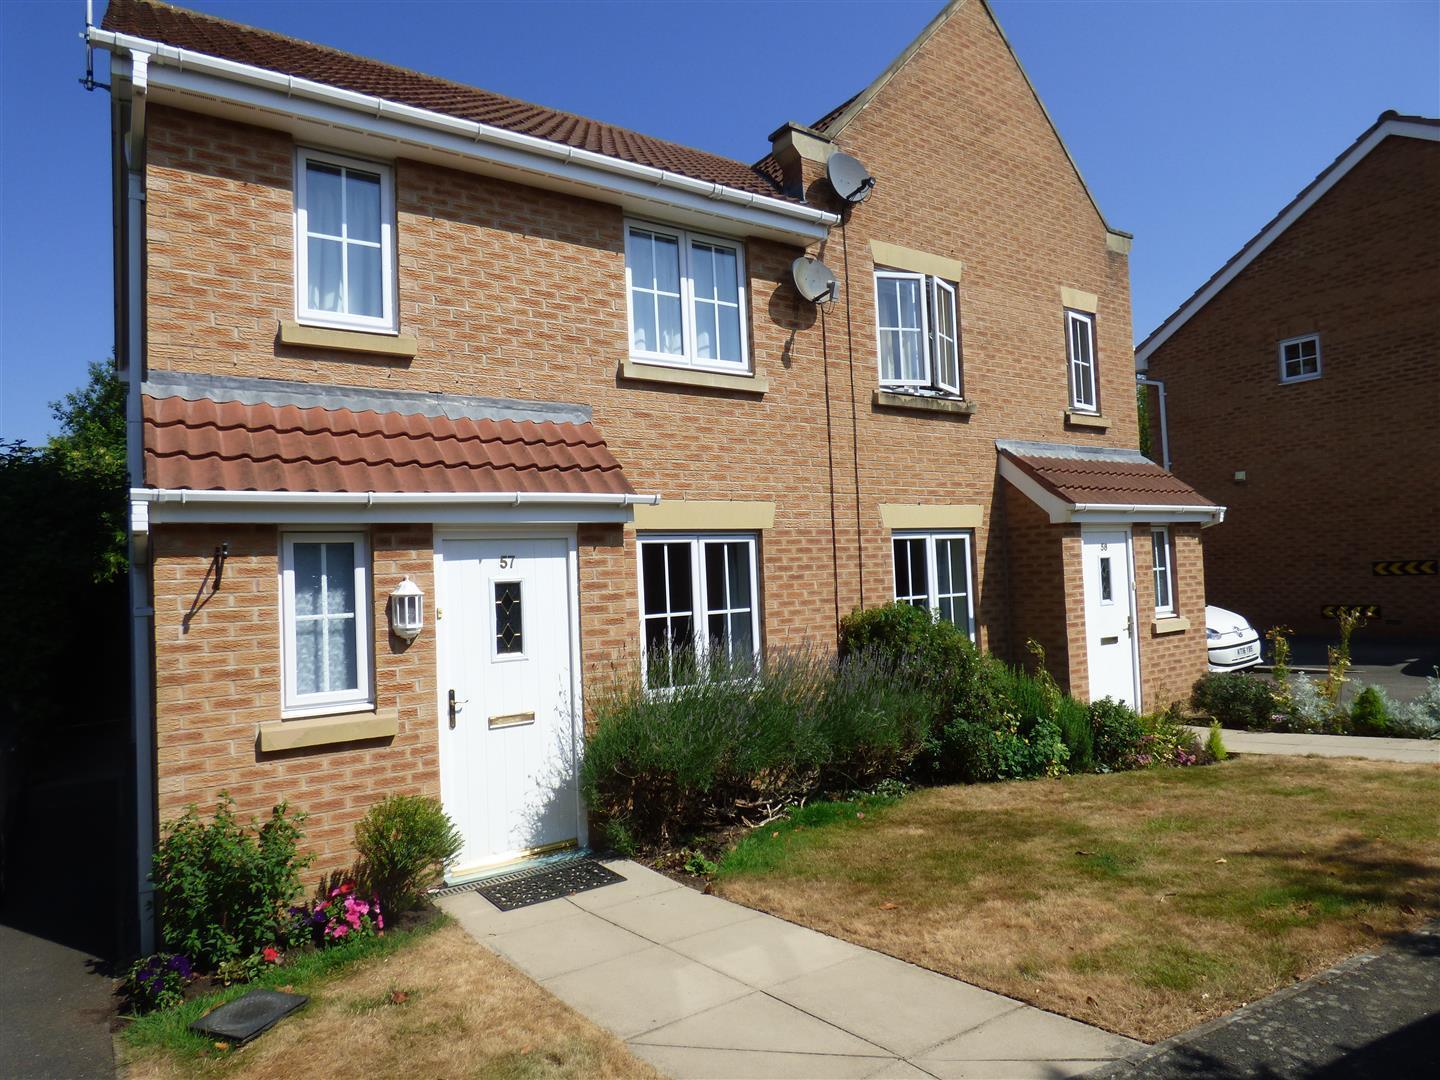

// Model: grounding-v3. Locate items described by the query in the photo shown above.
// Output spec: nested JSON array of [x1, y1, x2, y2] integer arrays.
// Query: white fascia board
[[133, 488, 660, 526], [91, 29, 836, 244], [998, 458, 1224, 527], [1136, 120, 1440, 366]]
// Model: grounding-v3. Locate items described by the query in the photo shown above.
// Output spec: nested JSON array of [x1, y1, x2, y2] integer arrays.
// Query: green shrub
[[929, 665, 1069, 782], [580, 647, 932, 846], [123, 953, 194, 1013], [1137, 705, 1202, 766], [1273, 674, 1343, 734], [1391, 673, 1440, 739], [1349, 685, 1392, 736], [354, 795, 463, 913], [1206, 720, 1228, 762], [1089, 698, 1146, 771], [152, 795, 310, 971], [1055, 696, 1096, 773], [1191, 673, 1277, 730]]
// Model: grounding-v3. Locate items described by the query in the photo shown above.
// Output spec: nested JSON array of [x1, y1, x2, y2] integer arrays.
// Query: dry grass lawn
[[119, 922, 659, 1080], [716, 756, 1440, 1042]]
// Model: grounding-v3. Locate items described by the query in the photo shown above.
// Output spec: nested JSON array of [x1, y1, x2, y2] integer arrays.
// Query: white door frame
[[1080, 526, 1143, 710], [432, 525, 587, 876]]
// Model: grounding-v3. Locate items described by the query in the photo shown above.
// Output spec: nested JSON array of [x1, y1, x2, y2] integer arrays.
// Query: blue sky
[[2, 1, 1436, 445]]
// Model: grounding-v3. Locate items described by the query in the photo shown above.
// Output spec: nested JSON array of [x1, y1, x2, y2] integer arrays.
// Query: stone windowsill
[[619, 358, 768, 395], [258, 706, 399, 752], [278, 320, 419, 358], [1151, 615, 1191, 636], [1064, 409, 1110, 430], [874, 390, 977, 416]]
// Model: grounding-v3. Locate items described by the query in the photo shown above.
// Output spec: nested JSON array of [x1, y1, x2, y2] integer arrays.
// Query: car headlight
[[1206, 628, 1221, 641]]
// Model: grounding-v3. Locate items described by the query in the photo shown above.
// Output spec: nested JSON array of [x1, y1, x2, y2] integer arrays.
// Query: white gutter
[[87, 27, 838, 238], [132, 489, 661, 507]]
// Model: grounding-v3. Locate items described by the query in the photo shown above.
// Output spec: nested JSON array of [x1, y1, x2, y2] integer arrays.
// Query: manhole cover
[[190, 988, 308, 1044]]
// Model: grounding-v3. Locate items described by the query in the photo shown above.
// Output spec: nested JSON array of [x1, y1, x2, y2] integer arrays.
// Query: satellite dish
[[791, 256, 840, 304], [826, 151, 875, 204]]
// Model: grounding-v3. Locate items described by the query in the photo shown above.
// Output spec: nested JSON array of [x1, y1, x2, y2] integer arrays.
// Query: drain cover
[[190, 989, 308, 1043], [475, 859, 625, 911]]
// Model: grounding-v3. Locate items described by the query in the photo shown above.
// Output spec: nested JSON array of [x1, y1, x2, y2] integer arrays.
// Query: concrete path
[[1189, 726, 1439, 764], [440, 860, 1140, 1079], [1093, 922, 1440, 1079], [0, 925, 115, 1080]]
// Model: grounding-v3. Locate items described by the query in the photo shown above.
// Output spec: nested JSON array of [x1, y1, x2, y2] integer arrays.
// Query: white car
[[1206, 605, 1262, 672]]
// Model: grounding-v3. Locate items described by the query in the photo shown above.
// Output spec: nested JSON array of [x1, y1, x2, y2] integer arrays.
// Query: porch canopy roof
[[997, 440, 1225, 527], [133, 371, 655, 530]]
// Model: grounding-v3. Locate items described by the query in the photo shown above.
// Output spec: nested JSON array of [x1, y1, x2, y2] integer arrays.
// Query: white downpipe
[[86, 27, 839, 233], [1136, 375, 1172, 471]]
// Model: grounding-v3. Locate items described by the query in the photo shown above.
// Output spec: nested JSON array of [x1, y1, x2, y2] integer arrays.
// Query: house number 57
[[498, 555, 515, 569]]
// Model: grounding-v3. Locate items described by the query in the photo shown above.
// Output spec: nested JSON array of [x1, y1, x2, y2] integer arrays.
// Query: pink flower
[[329, 924, 349, 938]]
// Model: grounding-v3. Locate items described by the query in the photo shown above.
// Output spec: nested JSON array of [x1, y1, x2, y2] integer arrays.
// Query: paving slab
[[631, 1044, 888, 1079], [1190, 726, 1440, 764], [541, 944, 750, 1038], [483, 909, 652, 980], [767, 951, 1022, 1058], [632, 990, 889, 1056], [441, 859, 1138, 1077], [597, 883, 764, 943], [667, 910, 864, 987]]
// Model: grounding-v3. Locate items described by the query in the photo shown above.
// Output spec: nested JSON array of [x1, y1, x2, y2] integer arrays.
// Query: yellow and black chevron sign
[[1320, 605, 1382, 619], [1372, 559, 1438, 576]]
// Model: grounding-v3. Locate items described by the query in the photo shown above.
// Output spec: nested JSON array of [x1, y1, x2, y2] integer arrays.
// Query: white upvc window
[[295, 148, 397, 333], [625, 221, 749, 372], [1065, 308, 1098, 412], [637, 533, 760, 689], [892, 531, 976, 640], [1151, 527, 1175, 615], [874, 270, 962, 395], [280, 533, 372, 716], [1278, 333, 1321, 383]]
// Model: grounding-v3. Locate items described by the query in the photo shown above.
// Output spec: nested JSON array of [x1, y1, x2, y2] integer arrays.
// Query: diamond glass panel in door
[[703, 540, 755, 669], [893, 537, 929, 607], [691, 241, 743, 365], [292, 541, 359, 695], [934, 536, 971, 634], [1099, 555, 1113, 604], [641, 541, 695, 688], [627, 228, 684, 356], [877, 275, 926, 384], [494, 581, 523, 655]]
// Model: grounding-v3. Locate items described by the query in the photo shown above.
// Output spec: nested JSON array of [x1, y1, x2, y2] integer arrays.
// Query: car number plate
[[1237, 644, 1256, 657]]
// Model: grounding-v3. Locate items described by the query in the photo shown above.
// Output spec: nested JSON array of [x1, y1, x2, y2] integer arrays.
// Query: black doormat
[[474, 858, 625, 911], [190, 989, 308, 1044]]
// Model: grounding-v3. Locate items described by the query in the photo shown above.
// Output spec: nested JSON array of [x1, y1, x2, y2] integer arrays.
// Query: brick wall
[[1144, 134, 1440, 638], [1133, 524, 1209, 709], [150, 525, 439, 873]]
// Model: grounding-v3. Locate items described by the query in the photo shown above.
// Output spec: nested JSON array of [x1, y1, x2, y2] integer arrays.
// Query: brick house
[[94, 0, 1219, 948], [1137, 114, 1439, 640]]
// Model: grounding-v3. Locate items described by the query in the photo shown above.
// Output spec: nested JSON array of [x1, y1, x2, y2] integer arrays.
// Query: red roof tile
[[1002, 450, 1216, 508], [103, 0, 787, 200], [142, 394, 635, 496]]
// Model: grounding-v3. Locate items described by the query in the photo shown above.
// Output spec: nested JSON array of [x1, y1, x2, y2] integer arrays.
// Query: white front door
[[437, 536, 581, 876], [1081, 528, 1140, 709]]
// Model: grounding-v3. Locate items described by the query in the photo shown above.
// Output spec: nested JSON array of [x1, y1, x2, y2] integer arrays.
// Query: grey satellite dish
[[826, 151, 875, 203], [791, 256, 840, 304]]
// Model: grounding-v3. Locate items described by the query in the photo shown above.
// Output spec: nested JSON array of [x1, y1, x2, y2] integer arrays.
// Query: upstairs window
[[281, 533, 372, 715], [295, 148, 396, 333], [1065, 309, 1098, 412], [892, 531, 975, 639], [1279, 334, 1321, 383], [1152, 527, 1175, 615], [874, 270, 962, 396], [625, 222, 749, 372]]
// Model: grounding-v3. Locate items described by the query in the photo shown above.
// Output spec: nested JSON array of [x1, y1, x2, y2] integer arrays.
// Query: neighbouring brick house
[[95, 0, 1220, 948], [1137, 113, 1439, 640]]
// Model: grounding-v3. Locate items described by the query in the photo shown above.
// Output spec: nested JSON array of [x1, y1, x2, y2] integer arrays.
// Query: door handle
[[448, 689, 468, 729]]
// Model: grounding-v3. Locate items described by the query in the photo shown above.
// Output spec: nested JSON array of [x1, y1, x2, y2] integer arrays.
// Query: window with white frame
[[625, 222, 749, 371], [892, 531, 975, 639], [281, 533, 371, 715], [295, 148, 396, 332], [638, 534, 759, 689], [1065, 308, 1098, 412], [874, 270, 962, 395], [1151, 527, 1175, 615], [1279, 334, 1321, 383]]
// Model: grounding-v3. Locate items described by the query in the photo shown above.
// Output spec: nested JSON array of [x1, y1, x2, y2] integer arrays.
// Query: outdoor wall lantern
[[388, 576, 425, 641]]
